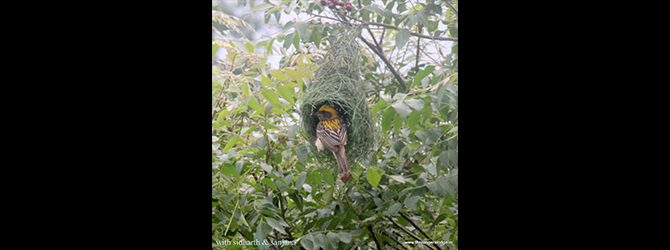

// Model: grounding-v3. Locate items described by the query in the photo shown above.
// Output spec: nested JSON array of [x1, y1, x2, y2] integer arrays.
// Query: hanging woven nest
[[300, 25, 375, 165]]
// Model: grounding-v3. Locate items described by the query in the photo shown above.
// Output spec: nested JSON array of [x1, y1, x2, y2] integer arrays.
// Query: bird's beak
[[312, 111, 318, 116]]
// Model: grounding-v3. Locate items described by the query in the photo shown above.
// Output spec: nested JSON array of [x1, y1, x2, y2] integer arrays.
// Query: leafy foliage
[[213, 0, 457, 249]]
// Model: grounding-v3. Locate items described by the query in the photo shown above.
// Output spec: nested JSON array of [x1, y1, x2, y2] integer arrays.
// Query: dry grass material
[[300, 25, 375, 164]]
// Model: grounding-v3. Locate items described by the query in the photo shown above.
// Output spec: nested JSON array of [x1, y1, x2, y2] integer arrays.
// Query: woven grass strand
[[300, 25, 375, 165]]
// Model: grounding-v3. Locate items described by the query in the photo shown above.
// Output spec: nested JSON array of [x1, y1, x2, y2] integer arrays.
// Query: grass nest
[[300, 25, 375, 165]]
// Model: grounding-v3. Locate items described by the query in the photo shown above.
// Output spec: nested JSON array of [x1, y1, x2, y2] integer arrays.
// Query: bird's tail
[[335, 147, 351, 175]]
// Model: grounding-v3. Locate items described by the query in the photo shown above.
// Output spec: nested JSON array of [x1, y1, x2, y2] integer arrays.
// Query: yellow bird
[[313, 104, 351, 179]]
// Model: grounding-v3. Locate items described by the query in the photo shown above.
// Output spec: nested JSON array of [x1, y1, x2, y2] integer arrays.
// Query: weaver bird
[[313, 104, 351, 178]]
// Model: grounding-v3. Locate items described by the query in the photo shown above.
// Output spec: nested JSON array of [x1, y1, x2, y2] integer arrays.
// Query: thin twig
[[445, 0, 458, 15], [389, 217, 438, 250], [367, 225, 384, 250], [359, 36, 407, 92], [415, 24, 422, 75], [419, 45, 440, 65], [399, 212, 440, 250], [367, 26, 381, 49], [303, 9, 342, 23], [381, 231, 409, 250], [361, 21, 458, 41]]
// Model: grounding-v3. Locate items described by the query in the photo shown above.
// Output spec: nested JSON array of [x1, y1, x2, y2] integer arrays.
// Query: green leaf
[[259, 122, 279, 130], [338, 232, 352, 243], [440, 151, 449, 170], [323, 187, 334, 204], [404, 195, 420, 210], [366, 168, 381, 189], [248, 96, 264, 115], [246, 42, 254, 53], [243, 83, 250, 96], [407, 110, 420, 129], [260, 162, 273, 173], [389, 175, 405, 184], [296, 145, 308, 164], [222, 163, 239, 178], [371, 100, 387, 113], [261, 89, 286, 109], [248, 2, 272, 13], [266, 6, 282, 15], [449, 27, 458, 37], [264, 10, 271, 24], [295, 172, 307, 192], [223, 136, 243, 152], [276, 86, 295, 106], [292, 30, 300, 50], [417, 12, 429, 27], [289, 190, 303, 212], [392, 101, 412, 119], [235, 160, 244, 174], [408, 4, 424, 14], [321, 168, 334, 186], [309, 26, 323, 45], [261, 75, 271, 87], [413, 65, 435, 87], [224, 87, 242, 93], [288, 125, 298, 139], [255, 221, 267, 246], [301, 235, 315, 250], [234, 209, 250, 228], [449, 150, 458, 167], [272, 70, 287, 81], [261, 178, 278, 191], [223, 194, 236, 206], [264, 216, 287, 234], [384, 202, 402, 216], [326, 232, 339, 244], [295, 22, 307, 40], [307, 171, 322, 194], [393, 113, 402, 134], [427, 127, 443, 140], [431, 213, 448, 228], [216, 109, 228, 124], [274, 9, 282, 23], [404, 98, 425, 111], [381, 107, 396, 134], [414, 130, 427, 143], [426, 179, 445, 197], [392, 93, 407, 100], [395, 29, 410, 51], [265, 37, 275, 55], [212, 43, 219, 59], [313, 234, 327, 250], [382, 188, 395, 201], [283, 32, 295, 50], [299, 0, 310, 9]]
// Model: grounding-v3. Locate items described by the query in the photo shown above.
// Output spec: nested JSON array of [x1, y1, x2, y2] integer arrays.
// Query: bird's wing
[[316, 119, 346, 152], [339, 120, 347, 146]]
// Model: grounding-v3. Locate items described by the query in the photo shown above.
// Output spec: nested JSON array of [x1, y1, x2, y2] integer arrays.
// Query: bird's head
[[312, 104, 339, 121]]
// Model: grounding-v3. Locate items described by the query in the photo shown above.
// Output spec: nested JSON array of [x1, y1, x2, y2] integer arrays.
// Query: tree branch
[[368, 225, 384, 250], [359, 36, 407, 92], [361, 21, 458, 41], [381, 231, 409, 250], [400, 212, 441, 250], [415, 24, 422, 74], [445, 0, 458, 15], [389, 217, 437, 250], [367, 26, 381, 50]]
